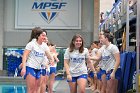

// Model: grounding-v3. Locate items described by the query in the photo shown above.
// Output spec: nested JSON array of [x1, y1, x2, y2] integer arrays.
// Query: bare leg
[[106, 79, 118, 93], [48, 73, 55, 93], [68, 82, 77, 93], [26, 74, 37, 93], [77, 78, 87, 93], [101, 74, 107, 93], [39, 75, 47, 93]]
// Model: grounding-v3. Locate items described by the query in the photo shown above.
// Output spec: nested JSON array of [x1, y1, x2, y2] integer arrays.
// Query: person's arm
[[64, 59, 72, 81], [45, 51, 54, 65], [93, 59, 101, 67], [90, 51, 102, 61], [21, 50, 30, 76], [53, 53, 59, 62], [42, 57, 49, 69], [86, 58, 96, 73], [110, 45, 120, 79], [64, 59, 70, 75], [112, 53, 120, 74]]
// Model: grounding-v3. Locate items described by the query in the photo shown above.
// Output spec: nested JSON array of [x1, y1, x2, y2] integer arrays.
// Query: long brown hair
[[69, 34, 84, 53], [28, 27, 47, 42]]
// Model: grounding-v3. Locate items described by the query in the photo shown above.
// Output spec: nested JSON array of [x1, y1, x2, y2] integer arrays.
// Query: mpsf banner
[[15, 0, 81, 29]]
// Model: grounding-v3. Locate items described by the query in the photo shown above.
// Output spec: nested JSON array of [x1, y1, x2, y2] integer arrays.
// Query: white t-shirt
[[91, 48, 98, 56], [64, 48, 89, 77], [41, 56, 49, 69], [91, 48, 99, 64], [98, 44, 119, 72], [25, 40, 49, 69], [32, 38, 50, 69]]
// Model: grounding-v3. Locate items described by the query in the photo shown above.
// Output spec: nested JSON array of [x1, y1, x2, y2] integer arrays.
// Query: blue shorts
[[40, 69, 46, 76], [89, 71, 94, 78], [97, 69, 106, 80], [106, 68, 122, 80], [49, 67, 56, 75], [24, 66, 41, 79], [67, 74, 88, 82]]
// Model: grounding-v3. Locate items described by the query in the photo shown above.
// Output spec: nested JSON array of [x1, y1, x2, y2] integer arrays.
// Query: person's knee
[[71, 89, 77, 93], [28, 86, 36, 92], [79, 90, 85, 93]]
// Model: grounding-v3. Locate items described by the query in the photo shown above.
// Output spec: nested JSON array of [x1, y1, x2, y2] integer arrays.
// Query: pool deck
[[0, 77, 92, 93], [0, 76, 25, 84], [54, 80, 92, 93]]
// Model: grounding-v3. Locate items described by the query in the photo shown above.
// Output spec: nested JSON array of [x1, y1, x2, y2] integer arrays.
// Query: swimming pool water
[[0, 84, 26, 93]]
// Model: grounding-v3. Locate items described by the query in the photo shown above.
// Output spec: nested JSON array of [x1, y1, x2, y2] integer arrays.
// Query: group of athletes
[[19, 27, 121, 93], [64, 30, 121, 93]]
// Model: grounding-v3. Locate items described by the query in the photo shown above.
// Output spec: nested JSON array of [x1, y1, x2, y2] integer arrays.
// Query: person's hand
[[110, 72, 115, 79], [67, 74, 72, 81], [56, 59, 59, 63]]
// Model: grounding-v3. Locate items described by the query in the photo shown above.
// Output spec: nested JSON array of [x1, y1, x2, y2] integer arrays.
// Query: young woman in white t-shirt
[[64, 34, 96, 93], [20, 27, 53, 93], [90, 31, 121, 93]]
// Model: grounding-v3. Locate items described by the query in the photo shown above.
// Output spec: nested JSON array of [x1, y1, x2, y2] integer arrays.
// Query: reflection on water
[[0, 84, 26, 93]]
